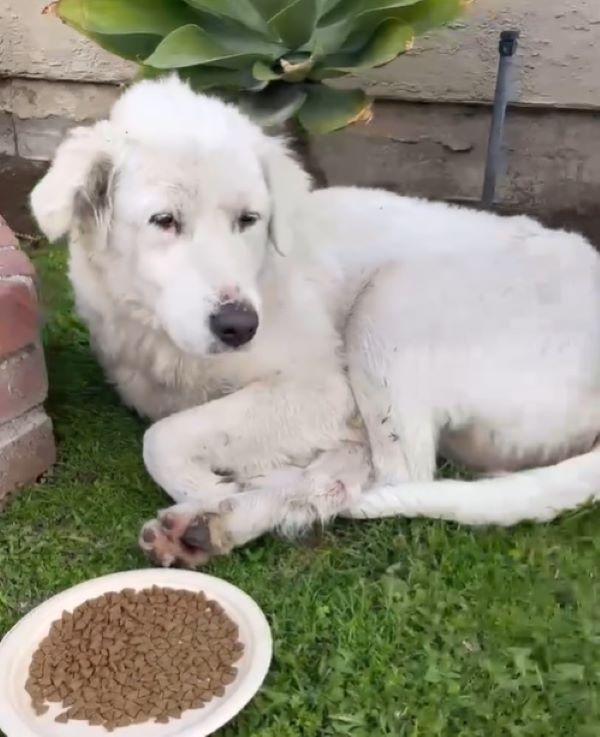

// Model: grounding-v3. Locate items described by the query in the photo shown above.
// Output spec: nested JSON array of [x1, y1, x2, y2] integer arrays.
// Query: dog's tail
[[344, 446, 600, 526]]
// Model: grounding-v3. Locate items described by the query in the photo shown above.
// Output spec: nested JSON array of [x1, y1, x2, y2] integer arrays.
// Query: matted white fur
[[31, 76, 600, 566]]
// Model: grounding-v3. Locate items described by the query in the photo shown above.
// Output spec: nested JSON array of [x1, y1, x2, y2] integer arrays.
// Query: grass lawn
[[1, 242, 600, 736]]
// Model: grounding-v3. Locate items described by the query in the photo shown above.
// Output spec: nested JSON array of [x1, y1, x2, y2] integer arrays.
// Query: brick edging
[[0, 214, 56, 503]]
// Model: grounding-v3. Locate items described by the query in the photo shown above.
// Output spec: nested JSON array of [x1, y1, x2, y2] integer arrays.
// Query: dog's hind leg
[[349, 364, 437, 484], [346, 265, 440, 485]]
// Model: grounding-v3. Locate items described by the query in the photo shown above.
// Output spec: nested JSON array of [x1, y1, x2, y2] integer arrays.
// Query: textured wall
[[351, 0, 600, 108], [309, 102, 600, 212], [1, 0, 600, 109], [0, 0, 135, 83]]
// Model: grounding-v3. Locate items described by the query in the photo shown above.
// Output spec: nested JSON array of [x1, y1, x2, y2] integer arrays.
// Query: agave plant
[[48, 0, 470, 133]]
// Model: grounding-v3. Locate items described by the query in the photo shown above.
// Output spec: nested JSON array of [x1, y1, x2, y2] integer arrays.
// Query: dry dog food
[[25, 586, 244, 731]]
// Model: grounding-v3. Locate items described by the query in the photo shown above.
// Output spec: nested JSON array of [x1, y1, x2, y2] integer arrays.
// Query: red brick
[[0, 344, 48, 424], [0, 408, 55, 501], [0, 215, 18, 249], [0, 281, 38, 358], [0, 248, 35, 279]]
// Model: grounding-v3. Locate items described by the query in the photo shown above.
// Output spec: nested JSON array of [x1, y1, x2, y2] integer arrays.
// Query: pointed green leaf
[[310, 20, 355, 55], [188, 13, 287, 55], [267, 0, 319, 49], [311, 1, 418, 56], [252, 60, 283, 81], [251, 0, 291, 21], [138, 64, 266, 90], [399, 0, 467, 33], [181, 0, 271, 35], [315, 0, 449, 57], [323, 0, 466, 58], [315, 20, 413, 71], [144, 24, 276, 69], [135, 65, 162, 81], [54, 0, 198, 62], [238, 83, 308, 127], [319, 0, 344, 14], [86, 34, 162, 62], [297, 85, 371, 134], [183, 66, 266, 90], [320, 0, 421, 27], [56, 0, 196, 35]]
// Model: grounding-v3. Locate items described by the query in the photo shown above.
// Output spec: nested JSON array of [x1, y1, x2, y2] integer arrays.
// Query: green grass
[[2, 243, 600, 736]]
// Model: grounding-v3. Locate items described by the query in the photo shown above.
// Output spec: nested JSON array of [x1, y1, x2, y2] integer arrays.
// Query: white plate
[[0, 569, 272, 737]]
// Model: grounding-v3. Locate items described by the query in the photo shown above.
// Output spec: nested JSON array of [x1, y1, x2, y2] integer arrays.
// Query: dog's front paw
[[139, 502, 235, 568]]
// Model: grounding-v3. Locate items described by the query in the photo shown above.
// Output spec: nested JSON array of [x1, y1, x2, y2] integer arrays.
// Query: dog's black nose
[[210, 302, 258, 348]]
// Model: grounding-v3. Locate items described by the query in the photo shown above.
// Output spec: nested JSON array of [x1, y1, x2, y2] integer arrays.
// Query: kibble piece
[[221, 671, 237, 686], [27, 587, 243, 730]]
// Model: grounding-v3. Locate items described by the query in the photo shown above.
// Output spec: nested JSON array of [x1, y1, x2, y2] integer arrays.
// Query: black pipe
[[481, 30, 520, 208]]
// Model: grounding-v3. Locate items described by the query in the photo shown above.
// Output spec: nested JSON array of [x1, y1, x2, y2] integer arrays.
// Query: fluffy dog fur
[[31, 76, 600, 567]]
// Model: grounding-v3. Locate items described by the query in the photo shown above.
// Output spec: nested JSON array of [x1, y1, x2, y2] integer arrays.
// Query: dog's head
[[31, 76, 311, 355]]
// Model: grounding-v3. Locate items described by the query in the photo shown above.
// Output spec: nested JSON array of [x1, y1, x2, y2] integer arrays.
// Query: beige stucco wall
[[2, 0, 600, 108], [357, 0, 600, 108], [1, 0, 135, 83]]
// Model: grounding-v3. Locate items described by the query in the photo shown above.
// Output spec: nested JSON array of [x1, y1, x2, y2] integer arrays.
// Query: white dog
[[31, 76, 600, 567]]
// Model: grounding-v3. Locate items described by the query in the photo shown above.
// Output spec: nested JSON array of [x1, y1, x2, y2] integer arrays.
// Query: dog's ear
[[30, 121, 118, 243], [261, 137, 312, 256]]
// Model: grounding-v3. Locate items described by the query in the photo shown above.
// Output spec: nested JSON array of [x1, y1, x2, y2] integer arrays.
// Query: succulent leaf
[[181, 0, 270, 35], [237, 82, 308, 127], [297, 85, 372, 134], [266, 0, 319, 49], [315, 19, 414, 72], [144, 24, 270, 69], [53, 0, 468, 134]]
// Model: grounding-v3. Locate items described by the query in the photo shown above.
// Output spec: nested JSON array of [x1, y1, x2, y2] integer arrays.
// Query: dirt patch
[[538, 208, 600, 249], [0, 155, 48, 236]]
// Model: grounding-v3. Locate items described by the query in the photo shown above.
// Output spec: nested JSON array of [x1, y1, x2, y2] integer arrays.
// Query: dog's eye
[[149, 212, 179, 232], [237, 211, 260, 231]]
